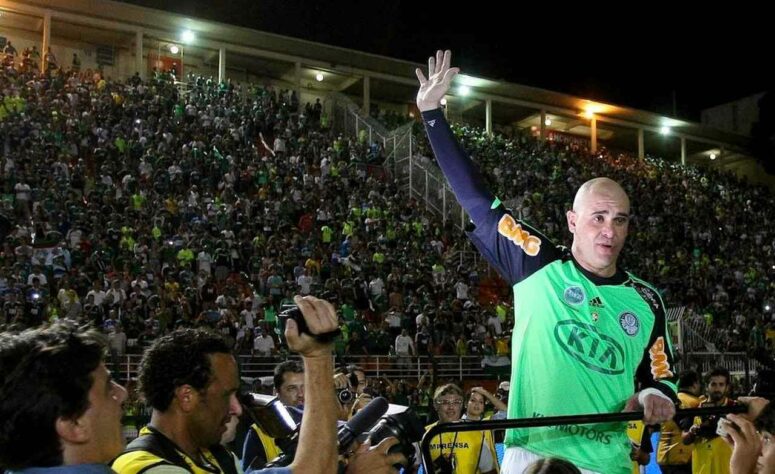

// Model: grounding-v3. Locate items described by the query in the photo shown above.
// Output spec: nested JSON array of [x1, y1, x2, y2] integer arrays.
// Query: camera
[[367, 409, 425, 468], [716, 417, 739, 438], [239, 392, 298, 439], [337, 387, 354, 405], [277, 304, 341, 345], [696, 415, 722, 439], [432, 454, 455, 474], [240, 391, 302, 469]]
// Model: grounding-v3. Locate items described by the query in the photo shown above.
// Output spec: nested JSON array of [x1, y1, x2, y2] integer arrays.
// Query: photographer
[[682, 367, 737, 473], [112, 296, 339, 474], [242, 297, 406, 474], [242, 361, 305, 470], [424, 384, 498, 474]]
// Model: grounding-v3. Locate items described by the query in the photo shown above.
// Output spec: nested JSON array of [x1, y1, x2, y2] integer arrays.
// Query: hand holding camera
[[716, 417, 740, 439], [284, 295, 340, 359]]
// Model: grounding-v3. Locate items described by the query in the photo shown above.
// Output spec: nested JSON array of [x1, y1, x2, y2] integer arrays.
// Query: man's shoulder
[[111, 449, 182, 474]]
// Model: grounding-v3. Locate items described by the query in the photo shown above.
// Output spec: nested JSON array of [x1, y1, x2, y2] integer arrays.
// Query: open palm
[[415, 50, 460, 112]]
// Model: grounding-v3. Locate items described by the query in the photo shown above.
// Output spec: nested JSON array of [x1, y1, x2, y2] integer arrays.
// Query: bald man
[[416, 50, 677, 474]]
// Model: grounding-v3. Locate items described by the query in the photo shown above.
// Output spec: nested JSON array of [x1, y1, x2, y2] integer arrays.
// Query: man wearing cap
[[416, 50, 676, 474]]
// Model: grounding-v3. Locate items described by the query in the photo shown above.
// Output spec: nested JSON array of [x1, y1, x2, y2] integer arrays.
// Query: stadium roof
[[0, 0, 759, 174]]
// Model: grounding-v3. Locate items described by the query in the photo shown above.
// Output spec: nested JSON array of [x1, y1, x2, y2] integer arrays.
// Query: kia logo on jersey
[[554, 320, 625, 375]]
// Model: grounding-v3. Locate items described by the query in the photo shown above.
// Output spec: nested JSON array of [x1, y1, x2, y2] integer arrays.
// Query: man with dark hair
[[658, 370, 703, 473], [242, 361, 305, 470], [683, 367, 737, 474], [0, 321, 128, 472], [345, 364, 369, 396], [112, 327, 242, 474], [113, 295, 341, 474], [273, 361, 305, 407]]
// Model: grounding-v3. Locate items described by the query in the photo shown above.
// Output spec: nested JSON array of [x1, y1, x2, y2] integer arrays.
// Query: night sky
[[120, 0, 772, 121]]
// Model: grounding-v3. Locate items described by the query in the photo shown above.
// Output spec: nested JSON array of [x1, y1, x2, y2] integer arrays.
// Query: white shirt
[[487, 315, 502, 335], [241, 309, 256, 329], [197, 251, 213, 274], [296, 274, 313, 295], [368, 278, 385, 296], [253, 335, 275, 356], [395, 334, 414, 356], [415, 313, 429, 328], [14, 183, 31, 201], [86, 289, 107, 306], [455, 281, 469, 300], [385, 312, 402, 328], [27, 272, 48, 286]]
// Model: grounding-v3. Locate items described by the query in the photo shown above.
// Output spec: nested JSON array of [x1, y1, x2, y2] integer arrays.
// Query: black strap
[[122, 427, 190, 471], [122, 426, 238, 474]]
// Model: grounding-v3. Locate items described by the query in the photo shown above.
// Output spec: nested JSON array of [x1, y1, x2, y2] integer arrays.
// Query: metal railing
[[110, 354, 494, 381], [325, 92, 472, 232], [681, 351, 762, 375]]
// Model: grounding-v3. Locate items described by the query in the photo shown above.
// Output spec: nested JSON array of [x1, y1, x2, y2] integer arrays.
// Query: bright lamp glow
[[315, 73, 324, 82], [660, 126, 670, 135], [181, 30, 195, 44], [544, 118, 552, 126], [709, 153, 716, 160], [440, 98, 447, 106], [169, 45, 179, 54], [458, 85, 471, 96]]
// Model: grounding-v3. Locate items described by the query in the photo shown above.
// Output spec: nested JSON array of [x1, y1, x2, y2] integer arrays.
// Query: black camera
[[432, 455, 455, 474], [697, 415, 722, 439], [239, 392, 298, 439], [337, 387, 355, 404], [277, 304, 341, 345], [367, 409, 425, 469]]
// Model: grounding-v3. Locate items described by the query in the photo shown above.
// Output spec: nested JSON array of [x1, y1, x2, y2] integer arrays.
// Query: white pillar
[[590, 116, 597, 154], [637, 129, 644, 159], [485, 99, 492, 137], [294, 62, 302, 101], [362, 75, 370, 116], [540, 109, 547, 140], [41, 11, 51, 73], [680, 137, 686, 166], [218, 47, 226, 84], [135, 30, 143, 79]]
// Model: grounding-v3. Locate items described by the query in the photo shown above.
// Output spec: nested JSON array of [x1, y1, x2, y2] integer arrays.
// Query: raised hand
[[415, 50, 460, 112]]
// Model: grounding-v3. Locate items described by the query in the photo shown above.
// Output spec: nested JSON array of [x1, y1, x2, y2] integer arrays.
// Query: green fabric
[[505, 260, 672, 474]]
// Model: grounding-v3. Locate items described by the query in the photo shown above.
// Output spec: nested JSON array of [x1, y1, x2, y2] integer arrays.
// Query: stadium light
[[660, 126, 670, 135], [181, 30, 195, 44], [315, 73, 324, 82], [582, 102, 603, 119], [169, 45, 179, 54], [458, 85, 471, 96]]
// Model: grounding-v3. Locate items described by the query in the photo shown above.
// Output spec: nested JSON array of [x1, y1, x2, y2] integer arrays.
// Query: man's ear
[[55, 415, 89, 444], [175, 384, 199, 412], [566, 210, 577, 233]]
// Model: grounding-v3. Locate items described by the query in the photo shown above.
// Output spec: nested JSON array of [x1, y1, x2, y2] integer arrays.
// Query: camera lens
[[337, 388, 354, 404], [368, 410, 425, 468]]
